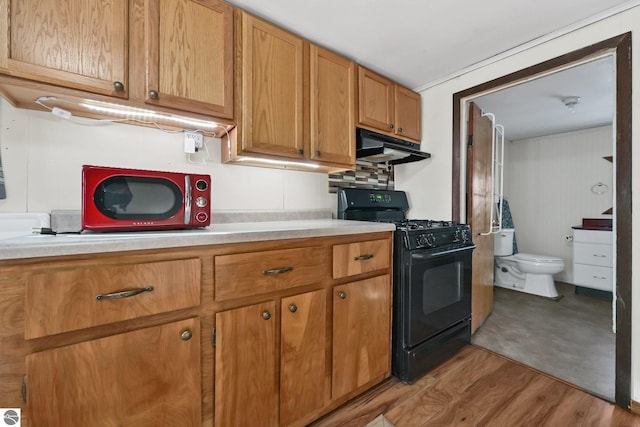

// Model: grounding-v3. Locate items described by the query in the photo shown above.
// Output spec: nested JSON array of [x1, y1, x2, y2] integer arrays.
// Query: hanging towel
[[500, 199, 518, 254]]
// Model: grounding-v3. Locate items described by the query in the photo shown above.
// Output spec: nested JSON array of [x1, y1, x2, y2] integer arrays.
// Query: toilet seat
[[513, 253, 563, 263]]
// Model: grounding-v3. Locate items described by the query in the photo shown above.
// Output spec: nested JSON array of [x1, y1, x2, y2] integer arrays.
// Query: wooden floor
[[311, 345, 640, 427]]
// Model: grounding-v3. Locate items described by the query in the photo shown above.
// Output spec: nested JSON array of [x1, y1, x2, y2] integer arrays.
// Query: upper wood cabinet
[[0, 0, 129, 98], [144, 0, 234, 118], [0, 0, 234, 127], [309, 45, 355, 167], [225, 11, 355, 172], [357, 66, 422, 142], [237, 11, 305, 158]]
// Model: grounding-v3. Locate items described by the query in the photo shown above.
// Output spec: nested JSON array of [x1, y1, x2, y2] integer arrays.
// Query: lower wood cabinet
[[332, 275, 391, 399], [214, 289, 327, 427], [2, 232, 393, 426], [26, 318, 201, 427]]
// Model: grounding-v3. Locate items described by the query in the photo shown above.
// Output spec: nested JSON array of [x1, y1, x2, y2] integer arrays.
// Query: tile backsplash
[[328, 160, 394, 193]]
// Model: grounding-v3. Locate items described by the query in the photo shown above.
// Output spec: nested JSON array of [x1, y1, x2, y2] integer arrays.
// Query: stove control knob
[[460, 229, 470, 243], [418, 234, 435, 247], [454, 230, 461, 242]]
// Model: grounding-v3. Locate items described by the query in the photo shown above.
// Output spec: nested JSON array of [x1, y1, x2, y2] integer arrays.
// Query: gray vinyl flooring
[[471, 281, 615, 401]]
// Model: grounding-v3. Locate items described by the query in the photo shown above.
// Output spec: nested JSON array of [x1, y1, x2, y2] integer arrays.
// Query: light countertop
[[0, 219, 395, 261]]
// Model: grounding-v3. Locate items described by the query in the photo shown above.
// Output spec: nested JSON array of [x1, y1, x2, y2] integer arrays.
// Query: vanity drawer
[[333, 239, 390, 279], [215, 246, 327, 301], [573, 264, 613, 291], [25, 258, 201, 339], [573, 242, 613, 267]]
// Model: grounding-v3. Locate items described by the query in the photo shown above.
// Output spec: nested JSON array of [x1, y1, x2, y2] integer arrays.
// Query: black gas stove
[[337, 188, 475, 382]]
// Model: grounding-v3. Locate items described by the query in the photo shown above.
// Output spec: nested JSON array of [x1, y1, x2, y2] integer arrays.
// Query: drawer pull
[[593, 254, 607, 258], [262, 266, 294, 275], [593, 276, 607, 280], [96, 286, 154, 301], [354, 254, 374, 261]]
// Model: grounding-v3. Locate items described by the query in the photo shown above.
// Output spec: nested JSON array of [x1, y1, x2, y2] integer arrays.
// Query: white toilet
[[494, 228, 564, 299]]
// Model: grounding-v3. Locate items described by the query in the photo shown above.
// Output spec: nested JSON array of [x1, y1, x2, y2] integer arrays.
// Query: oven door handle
[[411, 245, 476, 259]]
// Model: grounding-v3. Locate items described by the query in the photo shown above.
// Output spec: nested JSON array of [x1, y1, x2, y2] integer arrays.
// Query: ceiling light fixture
[[561, 96, 581, 113]]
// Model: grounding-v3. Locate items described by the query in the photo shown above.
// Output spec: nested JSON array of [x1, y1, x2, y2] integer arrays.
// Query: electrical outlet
[[184, 131, 204, 153]]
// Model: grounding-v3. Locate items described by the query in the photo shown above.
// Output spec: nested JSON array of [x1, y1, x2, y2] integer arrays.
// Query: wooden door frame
[[451, 33, 632, 408]]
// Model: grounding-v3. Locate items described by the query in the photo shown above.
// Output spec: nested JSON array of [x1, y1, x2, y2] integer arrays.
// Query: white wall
[[0, 99, 333, 214], [503, 126, 613, 282], [395, 6, 640, 400]]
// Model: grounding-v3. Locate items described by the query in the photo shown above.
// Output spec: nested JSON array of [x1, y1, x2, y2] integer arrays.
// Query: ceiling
[[225, 0, 635, 139]]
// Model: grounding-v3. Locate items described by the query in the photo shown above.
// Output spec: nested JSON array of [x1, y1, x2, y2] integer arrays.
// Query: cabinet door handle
[[262, 266, 294, 275], [389, 124, 394, 129], [298, 149, 304, 155], [148, 90, 159, 99], [113, 81, 125, 91], [354, 254, 374, 261], [338, 291, 347, 299], [288, 304, 298, 313], [398, 127, 403, 133], [262, 311, 272, 320], [181, 330, 193, 341], [315, 150, 321, 157], [96, 286, 154, 300]]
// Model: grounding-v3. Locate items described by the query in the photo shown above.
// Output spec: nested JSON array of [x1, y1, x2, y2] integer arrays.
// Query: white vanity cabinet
[[572, 229, 614, 291]]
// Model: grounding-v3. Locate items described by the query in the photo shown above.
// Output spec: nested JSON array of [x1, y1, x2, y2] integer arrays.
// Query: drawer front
[[215, 246, 327, 301], [573, 264, 613, 291], [573, 229, 613, 244], [25, 258, 201, 339], [573, 242, 613, 267], [333, 239, 390, 279]]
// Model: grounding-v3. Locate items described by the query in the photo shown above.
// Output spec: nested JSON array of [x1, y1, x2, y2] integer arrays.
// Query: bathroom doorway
[[451, 33, 631, 407]]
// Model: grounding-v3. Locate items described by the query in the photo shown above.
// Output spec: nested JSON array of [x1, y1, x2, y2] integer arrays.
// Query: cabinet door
[[215, 301, 277, 427], [309, 45, 355, 167], [395, 85, 421, 141], [0, 0, 128, 97], [332, 275, 391, 400], [281, 290, 327, 425], [26, 318, 201, 427], [357, 66, 394, 132], [145, 0, 233, 118], [240, 12, 305, 159]]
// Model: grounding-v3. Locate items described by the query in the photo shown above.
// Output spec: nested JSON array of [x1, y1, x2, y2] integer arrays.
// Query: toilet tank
[[494, 228, 515, 256]]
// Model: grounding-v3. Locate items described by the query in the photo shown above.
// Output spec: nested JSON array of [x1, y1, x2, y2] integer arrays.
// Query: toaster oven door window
[[94, 176, 182, 219]]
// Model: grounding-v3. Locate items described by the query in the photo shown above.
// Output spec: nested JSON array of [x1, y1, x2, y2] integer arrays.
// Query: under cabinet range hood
[[356, 128, 431, 165]]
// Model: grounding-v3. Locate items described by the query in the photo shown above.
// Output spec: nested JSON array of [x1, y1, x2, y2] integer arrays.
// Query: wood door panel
[[309, 45, 355, 166], [395, 85, 421, 141], [2, 0, 128, 97], [26, 318, 201, 427], [145, 0, 233, 117], [357, 66, 394, 131], [25, 258, 201, 338], [468, 102, 495, 333], [332, 275, 391, 399], [280, 290, 327, 426], [241, 12, 305, 158], [215, 301, 277, 427]]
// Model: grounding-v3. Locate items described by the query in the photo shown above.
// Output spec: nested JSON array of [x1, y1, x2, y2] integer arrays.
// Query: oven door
[[402, 245, 473, 347]]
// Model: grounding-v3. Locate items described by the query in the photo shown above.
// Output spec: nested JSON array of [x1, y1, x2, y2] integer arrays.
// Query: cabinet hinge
[[22, 376, 27, 402], [467, 135, 473, 146], [211, 328, 216, 347]]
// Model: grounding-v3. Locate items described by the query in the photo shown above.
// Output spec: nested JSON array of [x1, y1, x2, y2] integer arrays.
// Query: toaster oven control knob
[[195, 179, 208, 191], [195, 212, 208, 223], [195, 196, 208, 208]]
